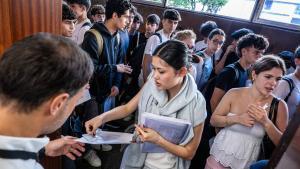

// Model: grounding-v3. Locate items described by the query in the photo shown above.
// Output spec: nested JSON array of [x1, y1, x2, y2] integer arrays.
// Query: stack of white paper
[[140, 112, 192, 153], [76, 129, 133, 144]]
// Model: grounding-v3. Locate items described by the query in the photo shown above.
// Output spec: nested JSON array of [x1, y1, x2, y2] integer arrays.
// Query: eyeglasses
[[212, 39, 224, 45]]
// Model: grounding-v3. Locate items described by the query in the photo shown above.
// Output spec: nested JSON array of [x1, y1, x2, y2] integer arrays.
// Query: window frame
[[131, 0, 300, 31], [252, 0, 300, 31], [131, 0, 166, 7]]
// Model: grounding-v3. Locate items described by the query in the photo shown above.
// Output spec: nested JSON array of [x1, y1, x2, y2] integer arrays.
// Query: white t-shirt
[[144, 29, 170, 55], [273, 73, 300, 120], [0, 135, 49, 169], [72, 18, 91, 45], [194, 40, 223, 61]]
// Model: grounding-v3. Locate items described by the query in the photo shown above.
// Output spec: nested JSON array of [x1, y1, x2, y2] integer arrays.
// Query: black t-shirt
[[215, 61, 248, 92]]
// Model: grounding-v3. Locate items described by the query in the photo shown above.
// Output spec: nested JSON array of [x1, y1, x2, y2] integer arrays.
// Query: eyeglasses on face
[[212, 39, 224, 45]]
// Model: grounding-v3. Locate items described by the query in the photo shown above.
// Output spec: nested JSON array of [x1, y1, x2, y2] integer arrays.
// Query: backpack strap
[[226, 64, 239, 82], [87, 29, 104, 56], [269, 97, 280, 123], [81, 21, 92, 28], [153, 32, 162, 43], [282, 77, 295, 102], [136, 32, 140, 48]]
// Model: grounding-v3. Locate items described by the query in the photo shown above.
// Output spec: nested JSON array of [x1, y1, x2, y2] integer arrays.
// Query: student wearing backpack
[[142, 9, 181, 83], [273, 46, 300, 120], [82, 0, 132, 107], [66, 0, 92, 45], [210, 33, 269, 113], [214, 28, 253, 74], [195, 28, 226, 91]]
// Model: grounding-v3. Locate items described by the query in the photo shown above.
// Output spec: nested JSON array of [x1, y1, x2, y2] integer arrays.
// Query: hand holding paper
[[140, 112, 192, 153], [85, 116, 104, 135], [135, 124, 162, 144]]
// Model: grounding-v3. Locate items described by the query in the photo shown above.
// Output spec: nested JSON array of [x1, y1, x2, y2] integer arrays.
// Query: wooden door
[[0, 0, 61, 55]]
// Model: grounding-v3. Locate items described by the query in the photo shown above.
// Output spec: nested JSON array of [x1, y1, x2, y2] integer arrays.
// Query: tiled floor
[[76, 144, 125, 169]]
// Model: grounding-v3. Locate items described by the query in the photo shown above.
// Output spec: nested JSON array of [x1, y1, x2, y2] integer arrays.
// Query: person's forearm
[[264, 120, 283, 146], [142, 54, 151, 82], [210, 99, 219, 113], [211, 115, 239, 127], [214, 51, 230, 74], [155, 137, 194, 160], [102, 105, 133, 124]]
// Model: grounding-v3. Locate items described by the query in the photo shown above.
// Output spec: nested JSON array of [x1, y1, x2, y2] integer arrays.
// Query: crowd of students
[[0, 0, 299, 169]]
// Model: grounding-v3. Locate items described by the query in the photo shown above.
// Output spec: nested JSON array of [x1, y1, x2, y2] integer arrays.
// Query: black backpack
[[202, 64, 239, 102], [282, 76, 295, 102]]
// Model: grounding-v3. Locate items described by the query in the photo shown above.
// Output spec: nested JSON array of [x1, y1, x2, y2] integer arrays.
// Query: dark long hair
[[152, 40, 189, 70]]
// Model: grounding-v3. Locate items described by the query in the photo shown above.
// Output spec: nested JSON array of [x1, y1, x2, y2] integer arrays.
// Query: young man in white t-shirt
[[67, 0, 92, 45], [274, 46, 300, 120], [142, 9, 181, 82]]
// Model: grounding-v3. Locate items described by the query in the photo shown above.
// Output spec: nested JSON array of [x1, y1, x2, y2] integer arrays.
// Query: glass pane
[[166, 0, 256, 20], [259, 0, 300, 26], [135, 0, 163, 4]]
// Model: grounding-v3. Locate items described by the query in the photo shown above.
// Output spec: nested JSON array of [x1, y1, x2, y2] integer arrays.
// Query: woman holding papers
[[85, 40, 207, 169], [207, 55, 288, 169]]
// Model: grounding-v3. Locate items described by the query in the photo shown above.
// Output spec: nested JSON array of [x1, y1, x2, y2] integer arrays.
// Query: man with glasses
[[195, 28, 226, 91]]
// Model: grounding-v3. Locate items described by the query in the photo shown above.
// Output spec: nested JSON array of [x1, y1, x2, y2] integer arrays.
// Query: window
[[131, 0, 164, 6], [166, 0, 256, 20], [134, 0, 300, 30], [255, 0, 300, 27]]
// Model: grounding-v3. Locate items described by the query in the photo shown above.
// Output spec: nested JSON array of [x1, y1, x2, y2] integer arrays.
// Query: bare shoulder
[[277, 98, 288, 111], [226, 87, 249, 97]]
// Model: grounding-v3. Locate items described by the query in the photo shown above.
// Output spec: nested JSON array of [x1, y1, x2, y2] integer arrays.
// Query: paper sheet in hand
[[140, 112, 192, 153], [77, 129, 133, 144]]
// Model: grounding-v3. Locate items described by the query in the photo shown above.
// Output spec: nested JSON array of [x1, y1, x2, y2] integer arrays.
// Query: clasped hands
[[238, 103, 271, 128]]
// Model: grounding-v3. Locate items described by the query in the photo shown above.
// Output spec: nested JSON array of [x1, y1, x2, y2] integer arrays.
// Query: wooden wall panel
[[132, 3, 300, 54], [0, 0, 13, 55], [0, 0, 61, 55]]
